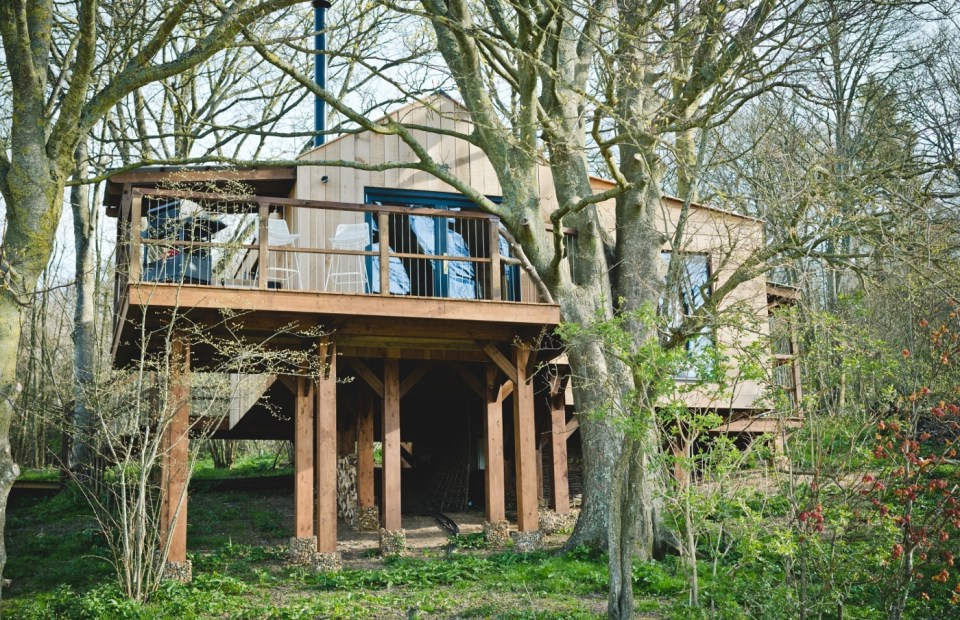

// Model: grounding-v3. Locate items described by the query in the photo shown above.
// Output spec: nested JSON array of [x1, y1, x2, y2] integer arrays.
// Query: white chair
[[266, 218, 302, 290], [325, 223, 370, 292]]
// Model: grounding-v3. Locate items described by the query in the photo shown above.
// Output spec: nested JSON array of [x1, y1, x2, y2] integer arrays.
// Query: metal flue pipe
[[313, 0, 332, 147]]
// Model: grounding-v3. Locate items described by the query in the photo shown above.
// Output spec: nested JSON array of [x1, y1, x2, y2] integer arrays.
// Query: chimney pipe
[[313, 0, 332, 147]]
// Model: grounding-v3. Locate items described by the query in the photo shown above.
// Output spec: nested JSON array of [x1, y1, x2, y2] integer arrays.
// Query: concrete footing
[[314, 551, 342, 572], [162, 560, 192, 583], [510, 530, 542, 553], [539, 510, 577, 535], [357, 506, 380, 532], [378, 528, 406, 556], [287, 536, 318, 566], [483, 520, 510, 547]]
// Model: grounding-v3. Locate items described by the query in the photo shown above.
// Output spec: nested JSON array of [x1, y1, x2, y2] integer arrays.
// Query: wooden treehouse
[[104, 95, 800, 575]]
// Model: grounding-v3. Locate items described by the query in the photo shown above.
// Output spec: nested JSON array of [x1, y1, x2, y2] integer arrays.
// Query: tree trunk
[[71, 142, 99, 481], [0, 293, 23, 602], [608, 433, 642, 618], [0, 142, 66, 598], [563, 332, 625, 550]]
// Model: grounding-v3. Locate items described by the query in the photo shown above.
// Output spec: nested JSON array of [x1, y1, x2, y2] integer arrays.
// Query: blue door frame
[[363, 188, 521, 301]]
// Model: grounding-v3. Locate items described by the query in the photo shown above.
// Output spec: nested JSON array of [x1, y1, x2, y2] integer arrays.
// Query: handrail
[[131, 187, 501, 220], [115, 189, 548, 310]]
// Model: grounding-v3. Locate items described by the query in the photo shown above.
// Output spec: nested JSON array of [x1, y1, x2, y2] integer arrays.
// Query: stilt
[[294, 375, 315, 538], [483, 364, 506, 523], [382, 357, 401, 531], [536, 435, 545, 502], [513, 347, 538, 533], [357, 388, 375, 509], [162, 331, 191, 581], [550, 388, 570, 514], [316, 341, 338, 554]]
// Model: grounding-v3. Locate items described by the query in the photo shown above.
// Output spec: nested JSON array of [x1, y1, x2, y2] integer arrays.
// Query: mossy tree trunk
[[0, 0, 302, 596]]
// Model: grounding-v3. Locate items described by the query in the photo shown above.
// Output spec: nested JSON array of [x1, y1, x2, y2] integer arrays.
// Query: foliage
[[192, 453, 293, 481], [450, 532, 489, 550]]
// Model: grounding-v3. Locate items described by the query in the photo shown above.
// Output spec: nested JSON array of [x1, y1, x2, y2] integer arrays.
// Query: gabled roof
[[298, 91, 467, 160]]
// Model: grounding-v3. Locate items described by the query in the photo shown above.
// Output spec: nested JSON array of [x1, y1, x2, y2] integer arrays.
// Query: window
[[661, 251, 711, 380], [363, 188, 521, 300]]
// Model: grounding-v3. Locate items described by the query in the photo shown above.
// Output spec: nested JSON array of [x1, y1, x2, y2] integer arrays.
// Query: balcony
[[111, 189, 560, 366]]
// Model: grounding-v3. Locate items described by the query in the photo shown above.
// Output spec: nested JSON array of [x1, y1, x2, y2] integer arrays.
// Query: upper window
[[661, 251, 711, 380]]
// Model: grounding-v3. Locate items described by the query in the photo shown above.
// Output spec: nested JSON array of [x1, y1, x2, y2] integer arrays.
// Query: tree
[[227, 0, 839, 615], [0, 0, 307, 597]]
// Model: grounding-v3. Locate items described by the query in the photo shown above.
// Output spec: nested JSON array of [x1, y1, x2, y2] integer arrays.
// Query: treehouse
[[104, 94, 799, 577]]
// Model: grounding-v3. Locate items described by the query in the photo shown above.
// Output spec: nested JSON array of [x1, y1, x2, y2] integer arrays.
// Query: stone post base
[[539, 510, 577, 535], [288, 536, 318, 566], [510, 530, 542, 553], [314, 551, 342, 572], [162, 560, 192, 583], [483, 520, 510, 547], [357, 506, 380, 532], [378, 528, 406, 556]]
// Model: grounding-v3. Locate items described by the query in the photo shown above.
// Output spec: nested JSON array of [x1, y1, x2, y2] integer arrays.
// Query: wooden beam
[[294, 376, 315, 538], [126, 284, 561, 328], [483, 343, 517, 383], [525, 345, 539, 379], [499, 380, 514, 402], [110, 166, 297, 185], [566, 416, 579, 435], [357, 389, 375, 509], [277, 374, 296, 395], [340, 347, 487, 363], [513, 347, 538, 532], [346, 359, 383, 398], [316, 340, 338, 553], [550, 391, 569, 514], [484, 364, 505, 523], [450, 362, 484, 398], [399, 362, 432, 399], [382, 358, 402, 530], [165, 332, 190, 564]]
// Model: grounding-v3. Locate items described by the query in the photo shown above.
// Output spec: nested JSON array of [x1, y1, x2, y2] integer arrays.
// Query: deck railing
[[114, 189, 549, 322]]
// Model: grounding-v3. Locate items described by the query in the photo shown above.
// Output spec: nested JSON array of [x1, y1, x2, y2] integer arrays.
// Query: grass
[[191, 454, 293, 481], [14, 467, 60, 482], [4, 482, 690, 619]]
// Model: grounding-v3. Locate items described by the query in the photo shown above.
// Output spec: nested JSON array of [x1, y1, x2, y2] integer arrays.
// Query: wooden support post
[[550, 391, 569, 514], [378, 212, 390, 296], [488, 220, 501, 301], [671, 438, 688, 487], [294, 376, 315, 538], [790, 330, 803, 405], [357, 388, 375, 509], [338, 412, 356, 458], [129, 194, 142, 282], [382, 358, 402, 530], [536, 436, 545, 502], [164, 332, 190, 564], [513, 347, 538, 532], [484, 364, 506, 523], [258, 203, 269, 290], [316, 341, 338, 553]]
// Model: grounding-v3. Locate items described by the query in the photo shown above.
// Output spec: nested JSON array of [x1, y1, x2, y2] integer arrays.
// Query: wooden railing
[[114, 189, 547, 323]]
